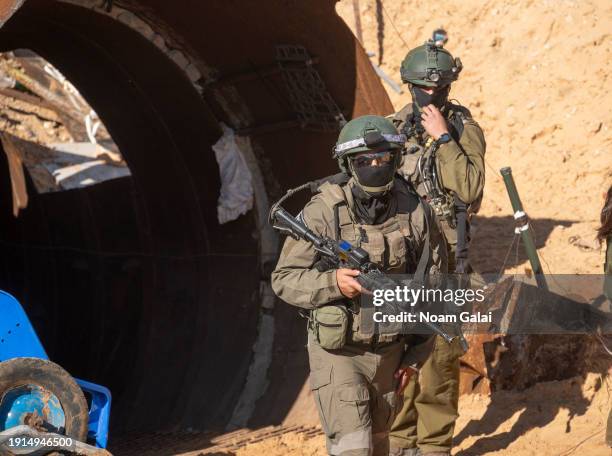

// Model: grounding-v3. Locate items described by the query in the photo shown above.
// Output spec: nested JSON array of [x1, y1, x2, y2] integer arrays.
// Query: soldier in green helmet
[[388, 30, 487, 456], [271, 115, 448, 456]]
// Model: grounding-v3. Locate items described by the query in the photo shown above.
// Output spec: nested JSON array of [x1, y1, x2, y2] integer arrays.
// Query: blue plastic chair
[[0, 290, 111, 448]]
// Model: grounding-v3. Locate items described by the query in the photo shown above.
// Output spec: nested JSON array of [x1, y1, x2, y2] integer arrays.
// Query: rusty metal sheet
[[459, 334, 498, 395]]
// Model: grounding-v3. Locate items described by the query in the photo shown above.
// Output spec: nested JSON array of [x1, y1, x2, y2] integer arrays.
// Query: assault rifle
[[269, 203, 453, 343]]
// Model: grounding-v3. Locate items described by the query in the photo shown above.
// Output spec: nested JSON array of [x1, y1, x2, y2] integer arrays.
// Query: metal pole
[[500, 167, 549, 291]]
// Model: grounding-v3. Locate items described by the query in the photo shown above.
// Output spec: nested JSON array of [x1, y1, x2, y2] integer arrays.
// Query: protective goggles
[[334, 133, 406, 155], [351, 150, 398, 169]]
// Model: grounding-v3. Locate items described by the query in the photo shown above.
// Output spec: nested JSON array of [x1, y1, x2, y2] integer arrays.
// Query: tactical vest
[[397, 102, 482, 208], [395, 103, 482, 273], [316, 180, 425, 344]]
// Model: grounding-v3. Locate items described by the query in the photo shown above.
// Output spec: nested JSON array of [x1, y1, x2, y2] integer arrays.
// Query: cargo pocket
[[385, 229, 406, 269], [309, 364, 332, 390], [310, 365, 333, 436], [312, 305, 350, 350], [337, 384, 371, 432]]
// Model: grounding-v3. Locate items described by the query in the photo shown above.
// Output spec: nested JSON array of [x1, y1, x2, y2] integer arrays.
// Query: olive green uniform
[[388, 103, 486, 454], [392, 103, 486, 272], [271, 177, 448, 456]]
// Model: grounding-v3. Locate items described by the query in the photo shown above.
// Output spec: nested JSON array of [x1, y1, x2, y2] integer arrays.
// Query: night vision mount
[[425, 28, 462, 84]]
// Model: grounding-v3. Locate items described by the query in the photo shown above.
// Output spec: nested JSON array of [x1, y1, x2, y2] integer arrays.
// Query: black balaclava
[[410, 84, 451, 110], [351, 159, 396, 191], [351, 179, 398, 225]]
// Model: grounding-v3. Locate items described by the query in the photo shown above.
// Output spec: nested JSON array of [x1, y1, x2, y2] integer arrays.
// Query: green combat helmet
[[400, 29, 463, 88], [333, 115, 405, 194]]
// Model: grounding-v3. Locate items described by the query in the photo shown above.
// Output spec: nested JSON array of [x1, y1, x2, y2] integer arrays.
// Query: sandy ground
[[336, 0, 612, 276], [231, 373, 611, 456], [233, 1, 612, 455]]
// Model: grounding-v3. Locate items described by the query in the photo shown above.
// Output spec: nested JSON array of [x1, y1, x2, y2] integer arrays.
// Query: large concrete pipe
[[0, 0, 392, 435]]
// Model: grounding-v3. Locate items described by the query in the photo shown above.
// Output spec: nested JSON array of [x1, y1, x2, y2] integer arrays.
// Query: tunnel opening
[[0, 48, 131, 194], [0, 0, 393, 449], [0, 0, 263, 435]]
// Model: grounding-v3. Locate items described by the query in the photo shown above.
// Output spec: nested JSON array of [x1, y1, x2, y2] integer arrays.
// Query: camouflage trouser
[[389, 336, 464, 454], [307, 333, 404, 455]]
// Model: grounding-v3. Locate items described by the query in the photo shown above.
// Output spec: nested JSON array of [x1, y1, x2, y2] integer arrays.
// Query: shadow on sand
[[469, 215, 576, 274]]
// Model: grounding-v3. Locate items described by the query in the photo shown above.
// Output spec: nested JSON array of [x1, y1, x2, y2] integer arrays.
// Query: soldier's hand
[[394, 366, 417, 395], [420, 105, 449, 140], [336, 268, 362, 298]]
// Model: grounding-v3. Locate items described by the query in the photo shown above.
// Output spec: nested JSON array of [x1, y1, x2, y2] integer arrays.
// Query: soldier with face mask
[[388, 32, 486, 456], [271, 115, 448, 456]]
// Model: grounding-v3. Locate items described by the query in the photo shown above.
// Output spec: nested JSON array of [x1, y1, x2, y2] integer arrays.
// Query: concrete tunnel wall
[[0, 0, 393, 434]]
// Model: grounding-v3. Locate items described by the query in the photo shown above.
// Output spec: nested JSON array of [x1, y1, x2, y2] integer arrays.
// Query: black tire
[[0, 358, 88, 441]]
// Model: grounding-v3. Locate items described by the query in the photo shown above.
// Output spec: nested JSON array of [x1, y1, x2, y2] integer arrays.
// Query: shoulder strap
[[318, 182, 351, 241], [447, 102, 474, 142], [412, 200, 431, 285], [392, 178, 431, 280], [392, 176, 421, 213], [318, 182, 346, 206], [448, 111, 465, 141]]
